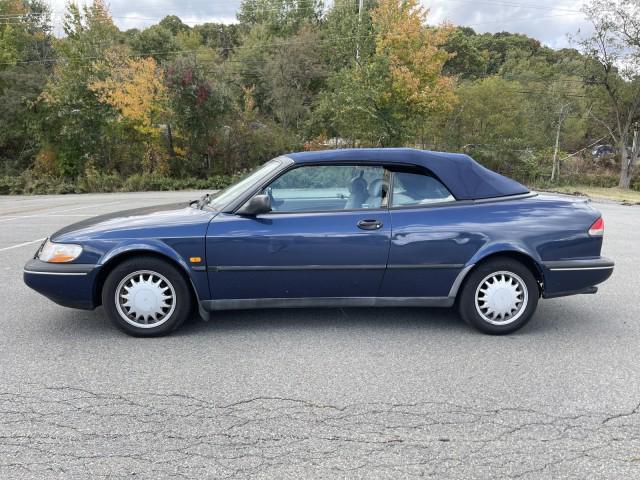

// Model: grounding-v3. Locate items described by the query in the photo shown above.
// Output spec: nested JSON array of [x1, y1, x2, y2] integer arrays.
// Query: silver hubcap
[[115, 270, 176, 328], [475, 271, 528, 325]]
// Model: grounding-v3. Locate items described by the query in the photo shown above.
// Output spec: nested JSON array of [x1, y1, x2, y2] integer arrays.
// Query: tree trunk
[[166, 123, 175, 158], [551, 121, 562, 182], [618, 136, 631, 189], [551, 103, 568, 183], [624, 126, 640, 189]]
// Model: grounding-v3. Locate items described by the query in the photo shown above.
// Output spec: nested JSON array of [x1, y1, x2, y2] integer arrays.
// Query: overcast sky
[[46, 0, 592, 49]]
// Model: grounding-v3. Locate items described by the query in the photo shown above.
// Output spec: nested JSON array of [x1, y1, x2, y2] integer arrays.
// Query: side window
[[264, 165, 387, 212], [391, 171, 454, 207]]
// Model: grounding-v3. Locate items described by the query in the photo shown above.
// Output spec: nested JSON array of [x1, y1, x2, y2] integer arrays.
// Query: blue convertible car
[[24, 148, 613, 336]]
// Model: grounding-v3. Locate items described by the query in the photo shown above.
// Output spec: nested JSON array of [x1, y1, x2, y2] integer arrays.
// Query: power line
[[465, 12, 582, 28], [512, 90, 588, 98], [438, 0, 582, 14]]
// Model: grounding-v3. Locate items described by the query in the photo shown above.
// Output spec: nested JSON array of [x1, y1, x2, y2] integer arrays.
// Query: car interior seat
[[366, 178, 388, 208], [345, 170, 368, 209]]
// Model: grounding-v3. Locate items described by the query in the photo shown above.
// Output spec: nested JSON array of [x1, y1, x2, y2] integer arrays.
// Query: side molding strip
[[208, 264, 464, 272], [548, 266, 614, 271], [210, 264, 386, 272], [387, 264, 464, 270], [542, 257, 614, 271], [23, 260, 96, 275], [202, 296, 454, 311], [22, 269, 88, 276]]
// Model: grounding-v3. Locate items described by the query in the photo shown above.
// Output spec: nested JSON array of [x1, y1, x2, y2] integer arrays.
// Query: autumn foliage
[[90, 54, 168, 136], [372, 0, 456, 115], [1, 0, 639, 192]]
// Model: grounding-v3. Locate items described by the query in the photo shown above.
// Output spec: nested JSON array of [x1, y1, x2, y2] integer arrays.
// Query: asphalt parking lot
[[0, 191, 639, 479]]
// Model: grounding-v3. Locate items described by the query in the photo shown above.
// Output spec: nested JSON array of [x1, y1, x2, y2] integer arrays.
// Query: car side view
[[24, 148, 614, 336]]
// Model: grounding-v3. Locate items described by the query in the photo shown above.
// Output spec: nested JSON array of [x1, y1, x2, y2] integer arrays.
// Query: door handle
[[357, 219, 383, 230]]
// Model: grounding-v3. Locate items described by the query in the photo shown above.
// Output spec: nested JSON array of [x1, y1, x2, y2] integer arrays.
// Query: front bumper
[[541, 256, 614, 299], [23, 259, 100, 309]]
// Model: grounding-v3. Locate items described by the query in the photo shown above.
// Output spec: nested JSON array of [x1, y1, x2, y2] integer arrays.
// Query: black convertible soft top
[[287, 148, 529, 201]]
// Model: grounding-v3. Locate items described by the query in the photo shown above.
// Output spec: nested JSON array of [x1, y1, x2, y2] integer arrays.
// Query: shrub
[[0, 171, 236, 195], [0, 175, 26, 195]]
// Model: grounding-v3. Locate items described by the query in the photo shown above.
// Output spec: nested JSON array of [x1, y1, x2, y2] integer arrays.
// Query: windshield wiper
[[190, 193, 211, 209]]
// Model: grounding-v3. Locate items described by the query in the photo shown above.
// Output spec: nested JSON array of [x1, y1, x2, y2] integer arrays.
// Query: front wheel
[[458, 258, 539, 335], [102, 257, 193, 336]]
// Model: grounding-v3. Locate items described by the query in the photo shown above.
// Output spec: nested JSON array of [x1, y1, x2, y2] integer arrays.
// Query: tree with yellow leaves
[[372, 0, 456, 116], [91, 53, 168, 137], [312, 0, 456, 146], [90, 52, 170, 172]]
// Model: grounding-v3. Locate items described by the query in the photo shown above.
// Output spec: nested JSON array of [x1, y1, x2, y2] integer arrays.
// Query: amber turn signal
[[189, 256, 202, 263], [38, 239, 83, 263]]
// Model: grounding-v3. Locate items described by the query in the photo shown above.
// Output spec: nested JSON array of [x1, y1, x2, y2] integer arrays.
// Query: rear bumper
[[23, 259, 100, 309], [541, 257, 614, 299]]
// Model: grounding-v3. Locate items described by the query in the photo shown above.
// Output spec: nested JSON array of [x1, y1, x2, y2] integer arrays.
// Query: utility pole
[[627, 121, 639, 185], [356, 0, 364, 62], [551, 102, 571, 182]]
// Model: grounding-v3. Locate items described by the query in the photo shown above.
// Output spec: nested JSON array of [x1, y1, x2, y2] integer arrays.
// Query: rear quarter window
[[391, 171, 454, 207]]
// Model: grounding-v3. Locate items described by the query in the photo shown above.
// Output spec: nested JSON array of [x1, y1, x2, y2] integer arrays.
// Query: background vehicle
[[24, 149, 614, 336], [591, 144, 616, 160]]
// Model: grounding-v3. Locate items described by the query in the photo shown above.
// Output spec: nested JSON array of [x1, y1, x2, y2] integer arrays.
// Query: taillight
[[588, 217, 604, 237]]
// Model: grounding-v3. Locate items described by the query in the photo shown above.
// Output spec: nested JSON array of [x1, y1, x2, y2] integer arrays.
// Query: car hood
[[51, 203, 217, 242]]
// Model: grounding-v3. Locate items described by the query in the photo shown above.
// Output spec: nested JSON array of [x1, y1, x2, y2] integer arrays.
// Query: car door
[[379, 167, 484, 299], [206, 164, 392, 302]]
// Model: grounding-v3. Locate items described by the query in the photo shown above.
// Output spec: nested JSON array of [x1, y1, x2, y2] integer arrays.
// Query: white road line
[[0, 201, 123, 223], [0, 214, 94, 219], [0, 238, 45, 253]]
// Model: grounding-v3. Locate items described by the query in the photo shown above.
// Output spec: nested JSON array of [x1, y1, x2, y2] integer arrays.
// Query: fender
[[448, 241, 546, 299], [100, 239, 192, 271], [98, 240, 209, 318], [467, 241, 542, 267]]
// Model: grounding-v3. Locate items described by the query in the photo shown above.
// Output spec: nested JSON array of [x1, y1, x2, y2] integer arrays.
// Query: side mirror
[[237, 194, 272, 216]]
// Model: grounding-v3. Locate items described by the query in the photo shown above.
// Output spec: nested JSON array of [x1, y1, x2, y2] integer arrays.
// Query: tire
[[458, 257, 539, 335], [102, 256, 193, 337]]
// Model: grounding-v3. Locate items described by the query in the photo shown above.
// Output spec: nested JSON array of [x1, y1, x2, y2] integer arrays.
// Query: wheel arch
[[453, 249, 545, 301], [93, 248, 199, 308]]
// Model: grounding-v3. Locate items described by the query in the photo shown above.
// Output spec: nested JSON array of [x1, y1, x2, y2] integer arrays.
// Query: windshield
[[205, 158, 283, 210]]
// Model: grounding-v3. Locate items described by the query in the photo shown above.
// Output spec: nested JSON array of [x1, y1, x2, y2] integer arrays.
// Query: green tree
[[128, 24, 179, 62], [219, 86, 300, 174], [453, 77, 526, 147], [228, 24, 273, 110], [159, 15, 190, 36], [262, 25, 326, 130], [312, 0, 456, 146], [237, 0, 323, 35], [321, 0, 377, 70], [38, 0, 120, 176], [90, 53, 170, 173], [193, 23, 241, 58], [579, 0, 640, 188], [0, 0, 54, 172], [447, 77, 536, 178], [474, 31, 544, 76], [442, 27, 486, 80], [312, 60, 401, 145], [164, 55, 231, 173]]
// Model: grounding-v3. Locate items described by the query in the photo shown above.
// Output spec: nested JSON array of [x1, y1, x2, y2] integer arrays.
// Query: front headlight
[[38, 239, 83, 263]]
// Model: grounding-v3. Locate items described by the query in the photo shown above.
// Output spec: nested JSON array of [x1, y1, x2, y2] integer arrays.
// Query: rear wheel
[[102, 257, 193, 336], [458, 258, 539, 335]]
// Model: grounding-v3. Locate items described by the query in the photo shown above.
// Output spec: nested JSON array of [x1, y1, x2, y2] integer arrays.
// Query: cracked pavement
[[1, 192, 639, 479]]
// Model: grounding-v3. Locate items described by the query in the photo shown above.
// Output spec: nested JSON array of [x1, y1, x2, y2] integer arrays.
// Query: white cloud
[[46, 0, 593, 47], [426, 0, 592, 48]]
